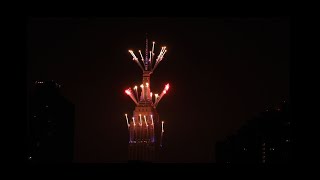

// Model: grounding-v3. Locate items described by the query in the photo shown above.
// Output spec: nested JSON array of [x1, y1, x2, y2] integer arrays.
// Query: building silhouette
[[125, 37, 169, 163], [215, 101, 293, 164], [27, 80, 75, 163]]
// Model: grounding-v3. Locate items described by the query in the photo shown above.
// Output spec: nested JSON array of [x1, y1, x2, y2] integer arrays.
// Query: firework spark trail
[[125, 114, 130, 127], [139, 50, 144, 61], [132, 117, 136, 126], [134, 86, 139, 101], [150, 115, 154, 125], [154, 94, 158, 103], [144, 115, 148, 127], [160, 121, 164, 147], [151, 42, 155, 66], [152, 42, 155, 55], [129, 50, 144, 71], [152, 46, 167, 72], [140, 84, 145, 101], [139, 114, 142, 126], [161, 121, 164, 132], [149, 51, 152, 62], [125, 88, 138, 105], [154, 83, 169, 107]]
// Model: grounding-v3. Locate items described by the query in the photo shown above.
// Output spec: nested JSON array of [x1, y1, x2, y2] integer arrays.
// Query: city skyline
[[27, 17, 290, 163]]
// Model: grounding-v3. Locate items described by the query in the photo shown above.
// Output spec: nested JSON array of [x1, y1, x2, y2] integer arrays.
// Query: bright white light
[[144, 115, 148, 126], [161, 121, 164, 132], [132, 117, 136, 126], [139, 114, 142, 126], [125, 89, 131, 95], [165, 83, 169, 90], [125, 114, 129, 127]]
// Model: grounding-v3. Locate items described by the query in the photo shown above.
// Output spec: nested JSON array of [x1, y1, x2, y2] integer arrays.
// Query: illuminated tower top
[[127, 35, 168, 107], [124, 35, 170, 162], [128, 35, 167, 74]]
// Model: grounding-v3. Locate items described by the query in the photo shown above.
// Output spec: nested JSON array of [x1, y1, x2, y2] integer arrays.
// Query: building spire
[[145, 33, 148, 70]]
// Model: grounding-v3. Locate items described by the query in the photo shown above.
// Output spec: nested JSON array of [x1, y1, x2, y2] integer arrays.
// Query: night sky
[[27, 17, 290, 163]]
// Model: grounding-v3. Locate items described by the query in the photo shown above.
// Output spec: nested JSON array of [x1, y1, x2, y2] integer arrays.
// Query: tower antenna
[[145, 33, 149, 70]]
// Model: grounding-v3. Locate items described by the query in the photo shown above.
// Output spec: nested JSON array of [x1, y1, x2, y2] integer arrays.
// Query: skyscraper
[[27, 80, 75, 163], [124, 36, 169, 162], [215, 101, 292, 164]]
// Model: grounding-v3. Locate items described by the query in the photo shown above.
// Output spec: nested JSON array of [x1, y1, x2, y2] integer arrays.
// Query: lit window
[[270, 148, 275, 151], [33, 115, 36, 118], [286, 139, 290, 142], [28, 156, 32, 160], [45, 105, 48, 108]]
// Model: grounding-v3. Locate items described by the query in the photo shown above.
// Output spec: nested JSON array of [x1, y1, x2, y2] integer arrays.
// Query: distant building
[[215, 101, 293, 164], [27, 80, 75, 163], [125, 37, 169, 163]]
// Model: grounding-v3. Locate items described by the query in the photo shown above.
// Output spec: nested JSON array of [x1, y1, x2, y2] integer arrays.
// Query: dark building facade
[[215, 101, 293, 164], [27, 80, 75, 163]]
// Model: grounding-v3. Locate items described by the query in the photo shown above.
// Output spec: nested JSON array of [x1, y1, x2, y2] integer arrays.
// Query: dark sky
[[27, 17, 290, 163]]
